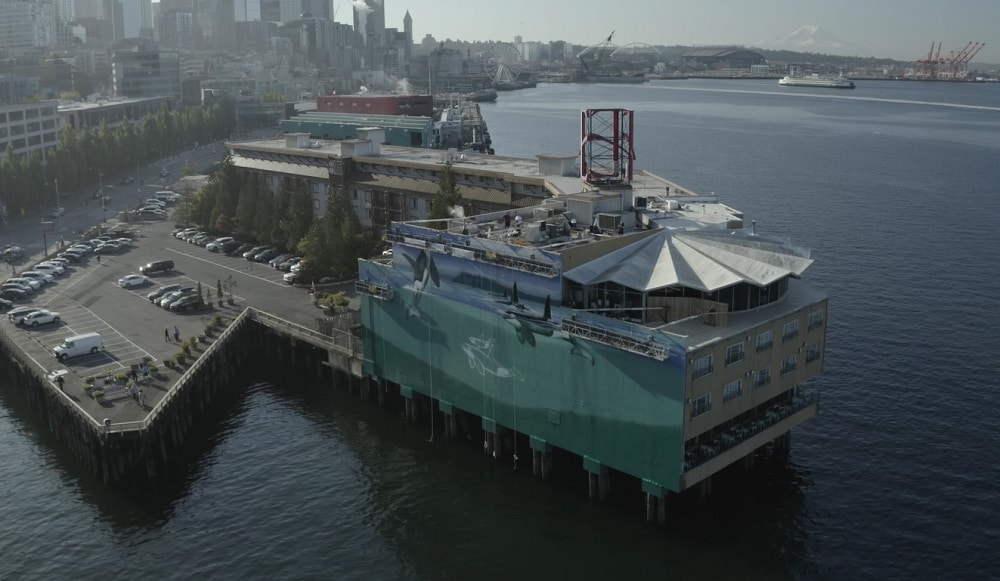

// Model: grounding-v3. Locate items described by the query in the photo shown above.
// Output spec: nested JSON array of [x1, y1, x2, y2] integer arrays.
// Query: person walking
[[173, 325, 180, 341], [165, 327, 170, 342], [56, 375, 64, 391]]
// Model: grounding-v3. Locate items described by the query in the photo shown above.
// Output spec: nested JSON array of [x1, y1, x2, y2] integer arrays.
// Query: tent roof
[[563, 228, 813, 292]]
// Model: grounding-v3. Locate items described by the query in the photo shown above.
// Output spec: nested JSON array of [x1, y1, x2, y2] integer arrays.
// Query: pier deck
[[1, 218, 361, 433]]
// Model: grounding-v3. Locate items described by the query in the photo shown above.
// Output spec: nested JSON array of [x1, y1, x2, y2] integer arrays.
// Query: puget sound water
[[2, 79, 999, 580]]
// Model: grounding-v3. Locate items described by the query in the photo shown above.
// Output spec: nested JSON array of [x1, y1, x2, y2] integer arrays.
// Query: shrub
[[85, 376, 95, 385], [211, 315, 222, 327], [148, 365, 159, 374], [181, 343, 191, 356], [174, 352, 186, 365], [91, 389, 104, 400], [115, 372, 128, 382]]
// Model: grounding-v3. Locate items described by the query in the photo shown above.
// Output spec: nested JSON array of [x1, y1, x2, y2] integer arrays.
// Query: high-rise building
[[353, 0, 385, 67], [260, 0, 279, 22], [74, 0, 105, 20], [0, 0, 59, 49], [120, 0, 153, 38], [279, 0, 329, 22], [57, 0, 74, 22], [111, 41, 181, 99], [234, 0, 260, 21]]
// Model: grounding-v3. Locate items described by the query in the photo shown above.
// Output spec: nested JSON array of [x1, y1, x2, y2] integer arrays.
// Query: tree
[[429, 159, 462, 227], [298, 188, 364, 281], [285, 179, 316, 250]]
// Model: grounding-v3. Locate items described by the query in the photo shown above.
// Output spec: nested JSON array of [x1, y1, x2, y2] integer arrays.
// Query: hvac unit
[[596, 213, 622, 232]]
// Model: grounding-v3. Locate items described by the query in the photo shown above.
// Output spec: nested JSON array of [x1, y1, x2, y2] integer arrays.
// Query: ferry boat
[[779, 65, 855, 89]]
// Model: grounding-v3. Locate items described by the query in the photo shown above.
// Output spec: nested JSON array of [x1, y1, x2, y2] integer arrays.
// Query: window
[[691, 393, 711, 418], [723, 380, 742, 403], [780, 354, 797, 376], [725, 342, 745, 366], [782, 319, 800, 342], [692, 354, 713, 379], [411, 197, 417, 209], [754, 367, 771, 388], [808, 309, 825, 331], [756, 330, 773, 352], [805, 344, 822, 363], [425, 200, 433, 212]]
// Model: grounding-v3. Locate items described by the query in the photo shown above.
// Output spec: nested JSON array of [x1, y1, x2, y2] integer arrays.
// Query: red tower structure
[[580, 108, 635, 185]]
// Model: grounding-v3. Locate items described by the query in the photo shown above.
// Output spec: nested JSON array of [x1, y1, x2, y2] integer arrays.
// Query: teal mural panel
[[359, 244, 688, 491]]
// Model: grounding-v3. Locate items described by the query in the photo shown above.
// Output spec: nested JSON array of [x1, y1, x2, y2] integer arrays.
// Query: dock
[[0, 217, 364, 484]]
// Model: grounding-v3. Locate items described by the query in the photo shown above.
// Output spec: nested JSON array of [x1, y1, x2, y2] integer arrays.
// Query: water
[[3, 80, 1000, 580]]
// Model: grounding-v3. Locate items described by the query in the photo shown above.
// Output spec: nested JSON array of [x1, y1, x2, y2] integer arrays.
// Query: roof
[[563, 228, 813, 293]]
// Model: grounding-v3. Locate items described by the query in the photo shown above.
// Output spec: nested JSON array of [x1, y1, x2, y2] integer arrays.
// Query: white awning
[[563, 229, 813, 292]]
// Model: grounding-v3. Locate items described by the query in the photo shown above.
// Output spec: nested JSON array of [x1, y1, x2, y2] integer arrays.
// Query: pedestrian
[[173, 325, 180, 341], [56, 375, 64, 391], [96, 254, 101, 263], [503, 212, 511, 229], [139, 389, 146, 408], [130, 368, 138, 383], [164, 327, 170, 342]]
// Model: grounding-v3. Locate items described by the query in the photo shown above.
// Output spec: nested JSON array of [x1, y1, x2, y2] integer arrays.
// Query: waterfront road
[[2, 176, 360, 431]]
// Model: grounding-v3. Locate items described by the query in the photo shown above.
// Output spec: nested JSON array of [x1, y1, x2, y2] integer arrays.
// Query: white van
[[155, 190, 180, 202], [53, 332, 103, 362]]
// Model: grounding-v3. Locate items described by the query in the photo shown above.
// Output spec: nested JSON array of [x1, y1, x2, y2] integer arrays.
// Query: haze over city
[[377, 0, 998, 64]]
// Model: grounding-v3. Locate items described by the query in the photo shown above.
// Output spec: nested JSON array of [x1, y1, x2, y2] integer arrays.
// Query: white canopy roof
[[563, 229, 813, 293]]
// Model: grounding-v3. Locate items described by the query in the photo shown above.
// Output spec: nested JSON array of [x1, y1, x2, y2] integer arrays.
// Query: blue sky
[[378, 0, 999, 63]]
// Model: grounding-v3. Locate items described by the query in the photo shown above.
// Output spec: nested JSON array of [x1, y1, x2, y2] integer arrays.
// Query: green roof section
[[281, 112, 434, 148]]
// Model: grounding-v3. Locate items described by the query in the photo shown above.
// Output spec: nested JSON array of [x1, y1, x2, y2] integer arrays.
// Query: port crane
[[911, 41, 985, 80]]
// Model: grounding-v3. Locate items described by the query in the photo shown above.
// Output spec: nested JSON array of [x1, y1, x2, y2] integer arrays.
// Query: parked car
[[230, 243, 254, 257], [140, 259, 174, 275], [0, 297, 13, 312], [6, 277, 40, 291], [2, 244, 25, 261], [276, 256, 301, 271], [143, 199, 167, 208], [20, 271, 54, 285], [206, 237, 235, 252], [167, 294, 203, 311], [220, 240, 243, 254], [8, 306, 41, 324], [283, 271, 299, 285], [147, 284, 181, 303], [48, 207, 65, 219], [20, 309, 61, 327], [192, 234, 214, 246], [58, 251, 83, 263], [94, 243, 120, 255], [175, 228, 198, 239], [2, 283, 33, 296], [158, 288, 196, 308], [34, 263, 65, 276], [253, 248, 280, 263], [243, 246, 270, 260], [120, 175, 135, 185], [118, 274, 150, 288], [0, 288, 27, 301], [268, 253, 292, 268]]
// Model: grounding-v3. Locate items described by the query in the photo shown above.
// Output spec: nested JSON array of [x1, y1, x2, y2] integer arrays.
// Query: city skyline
[[380, 0, 999, 64]]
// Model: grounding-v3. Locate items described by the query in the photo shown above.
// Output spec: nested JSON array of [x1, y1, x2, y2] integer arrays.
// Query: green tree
[[429, 159, 462, 227], [285, 178, 315, 250]]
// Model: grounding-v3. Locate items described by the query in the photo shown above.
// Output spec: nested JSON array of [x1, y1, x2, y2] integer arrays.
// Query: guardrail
[[249, 308, 357, 355]]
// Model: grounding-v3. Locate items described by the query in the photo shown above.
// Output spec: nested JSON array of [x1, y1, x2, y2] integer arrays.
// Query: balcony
[[680, 389, 819, 489]]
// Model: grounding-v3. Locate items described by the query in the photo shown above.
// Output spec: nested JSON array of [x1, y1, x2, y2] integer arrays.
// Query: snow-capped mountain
[[772, 25, 858, 55]]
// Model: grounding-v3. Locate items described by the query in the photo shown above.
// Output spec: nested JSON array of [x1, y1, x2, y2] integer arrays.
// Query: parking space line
[[16, 302, 161, 371], [166, 246, 289, 286]]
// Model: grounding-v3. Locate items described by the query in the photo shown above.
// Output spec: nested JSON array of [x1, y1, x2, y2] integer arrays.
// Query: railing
[[106, 307, 255, 435], [682, 389, 820, 472], [561, 318, 670, 361], [249, 308, 357, 355]]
